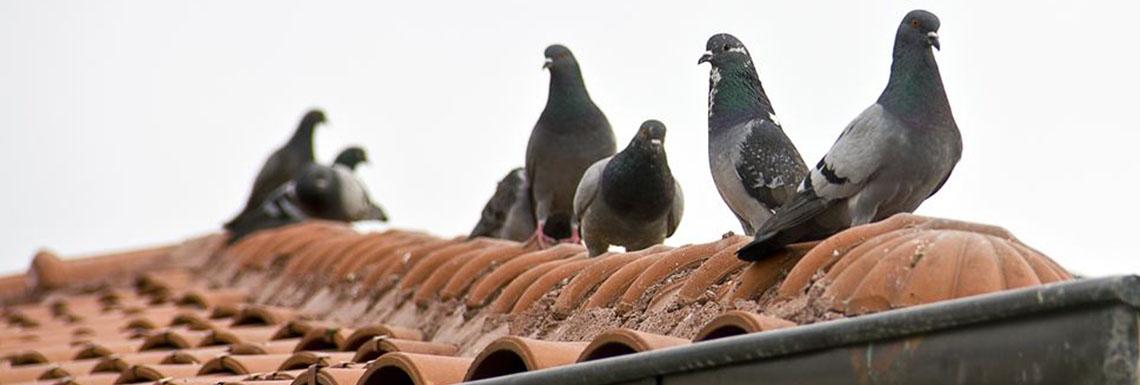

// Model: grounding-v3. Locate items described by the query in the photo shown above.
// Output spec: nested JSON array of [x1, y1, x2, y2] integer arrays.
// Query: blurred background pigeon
[[223, 109, 326, 232], [225, 144, 388, 243], [297, 148, 389, 223], [469, 168, 535, 241], [574, 120, 683, 256], [699, 34, 807, 236], [737, 10, 962, 261]]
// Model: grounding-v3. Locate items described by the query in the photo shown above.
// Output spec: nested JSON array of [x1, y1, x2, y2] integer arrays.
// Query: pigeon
[[525, 44, 616, 246], [699, 34, 808, 236], [224, 182, 308, 243], [294, 161, 389, 223], [737, 10, 962, 261], [333, 146, 369, 170], [225, 146, 387, 243], [224, 109, 326, 231], [469, 168, 536, 241], [574, 120, 683, 256]]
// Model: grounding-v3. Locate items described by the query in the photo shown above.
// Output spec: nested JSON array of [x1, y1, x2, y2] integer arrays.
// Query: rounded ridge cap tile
[[412, 242, 520, 306], [285, 234, 367, 278], [778, 214, 924, 297], [294, 326, 350, 352], [360, 237, 464, 291], [508, 254, 593, 314], [465, 336, 588, 381], [278, 351, 355, 371], [439, 242, 534, 301], [343, 324, 424, 351], [289, 365, 367, 385], [114, 363, 202, 384], [400, 238, 509, 291], [351, 337, 458, 363], [616, 236, 744, 313], [361, 352, 472, 385], [693, 310, 796, 342], [331, 233, 435, 282], [466, 244, 584, 309], [308, 233, 392, 279], [732, 241, 815, 301], [577, 328, 690, 362], [672, 238, 752, 306], [773, 215, 1073, 316], [551, 245, 674, 317], [581, 253, 660, 309]]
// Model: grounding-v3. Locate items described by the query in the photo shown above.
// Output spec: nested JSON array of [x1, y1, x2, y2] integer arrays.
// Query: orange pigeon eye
[[911, 19, 921, 28]]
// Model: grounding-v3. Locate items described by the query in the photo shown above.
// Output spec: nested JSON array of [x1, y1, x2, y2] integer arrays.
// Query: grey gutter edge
[[467, 275, 1140, 385]]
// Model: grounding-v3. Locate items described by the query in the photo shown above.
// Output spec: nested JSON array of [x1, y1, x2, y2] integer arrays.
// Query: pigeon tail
[[369, 204, 389, 222], [736, 192, 831, 261]]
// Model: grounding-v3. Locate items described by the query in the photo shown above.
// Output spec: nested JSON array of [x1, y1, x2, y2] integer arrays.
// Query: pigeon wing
[[734, 118, 808, 210], [758, 104, 896, 234], [666, 181, 684, 237], [573, 157, 610, 223]]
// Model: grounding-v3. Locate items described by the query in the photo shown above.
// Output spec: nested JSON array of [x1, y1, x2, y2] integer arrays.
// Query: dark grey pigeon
[[295, 161, 389, 223], [224, 182, 308, 243], [699, 34, 808, 236], [469, 168, 535, 241], [574, 120, 683, 256], [333, 146, 369, 170], [224, 146, 386, 244], [525, 44, 616, 246], [224, 109, 326, 231], [737, 10, 962, 261]]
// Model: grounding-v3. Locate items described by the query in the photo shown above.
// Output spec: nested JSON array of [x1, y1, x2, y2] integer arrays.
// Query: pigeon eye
[[911, 19, 921, 28], [722, 44, 731, 51]]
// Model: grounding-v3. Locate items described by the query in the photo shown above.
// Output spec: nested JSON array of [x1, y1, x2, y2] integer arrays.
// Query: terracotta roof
[[0, 214, 1073, 384]]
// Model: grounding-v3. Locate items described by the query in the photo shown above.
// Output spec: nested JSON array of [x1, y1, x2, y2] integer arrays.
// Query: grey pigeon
[[699, 34, 808, 236], [525, 44, 616, 246], [737, 10, 962, 261], [295, 160, 389, 223], [224, 109, 326, 231], [469, 168, 536, 241], [574, 120, 683, 256]]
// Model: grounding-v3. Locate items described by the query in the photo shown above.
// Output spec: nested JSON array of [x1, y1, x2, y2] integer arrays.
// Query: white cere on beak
[[650, 139, 663, 145], [544, 58, 553, 66], [927, 31, 939, 40]]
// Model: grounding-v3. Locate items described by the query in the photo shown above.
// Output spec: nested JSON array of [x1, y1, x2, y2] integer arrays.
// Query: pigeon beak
[[542, 58, 553, 70], [650, 138, 663, 146], [927, 31, 941, 51], [698, 51, 713, 64]]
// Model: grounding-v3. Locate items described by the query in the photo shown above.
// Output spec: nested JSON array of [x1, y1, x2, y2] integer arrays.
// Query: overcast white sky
[[1, 1, 1137, 277]]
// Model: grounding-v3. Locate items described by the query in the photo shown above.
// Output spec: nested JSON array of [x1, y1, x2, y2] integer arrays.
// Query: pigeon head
[[634, 119, 667, 150], [896, 10, 941, 51], [301, 109, 327, 127], [288, 109, 327, 151], [699, 34, 774, 128], [334, 146, 369, 170], [542, 44, 578, 71], [698, 34, 751, 67]]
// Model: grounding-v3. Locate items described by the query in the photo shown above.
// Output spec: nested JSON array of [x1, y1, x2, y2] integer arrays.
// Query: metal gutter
[[468, 275, 1140, 385]]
